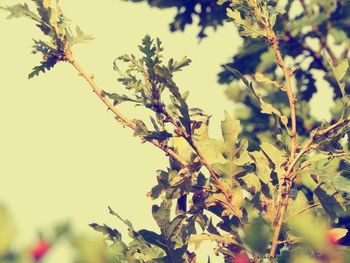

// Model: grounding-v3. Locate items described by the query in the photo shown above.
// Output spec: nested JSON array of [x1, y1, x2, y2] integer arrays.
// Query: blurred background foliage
[[0, 205, 114, 263]]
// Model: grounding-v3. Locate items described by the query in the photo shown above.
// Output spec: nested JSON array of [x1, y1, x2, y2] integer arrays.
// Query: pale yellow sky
[[0, 0, 334, 262]]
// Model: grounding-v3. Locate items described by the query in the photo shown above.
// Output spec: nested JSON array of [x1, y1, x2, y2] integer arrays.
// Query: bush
[[2, 0, 350, 262]]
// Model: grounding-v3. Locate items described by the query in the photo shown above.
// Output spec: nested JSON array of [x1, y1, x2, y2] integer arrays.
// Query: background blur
[[0, 0, 333, 262]]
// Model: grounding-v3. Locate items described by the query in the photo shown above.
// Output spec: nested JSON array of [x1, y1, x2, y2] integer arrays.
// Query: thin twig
[[264, 26, 298, 259], [159, 108, 232, 201], [246, 3, 299, 256], [64, 51, 187, 168], [65, 49, 232, 203], [268, 33, 298, 159], [269, 116, 350, 257], [289, 116, 350, 181]]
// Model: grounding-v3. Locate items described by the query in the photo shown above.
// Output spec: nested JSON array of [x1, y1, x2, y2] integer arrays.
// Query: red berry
[[31, 239, 50, 261], [326, 228, 348, 246], [232, 253, 250, 263]]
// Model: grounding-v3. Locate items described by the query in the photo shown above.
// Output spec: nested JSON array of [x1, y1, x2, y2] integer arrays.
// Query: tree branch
[[65, 49, 232, 203], [267, 33, 298, 159], [64, 51, 187, 168], [159, 108, 232, 202], [269, 115, 350, 257], [246, 4, 299, 256]]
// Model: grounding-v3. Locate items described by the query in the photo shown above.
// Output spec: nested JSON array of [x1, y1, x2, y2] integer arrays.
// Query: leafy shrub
[[2, 0, 350, 262]]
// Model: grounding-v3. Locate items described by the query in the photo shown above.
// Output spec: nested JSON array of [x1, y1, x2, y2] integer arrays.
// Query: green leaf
[[2, 0, 93, 79], [244, 218, 272, 255], [67, 26, 95, 45], [329, 58, 348, 83], [331, 174, 350, 193], [226, 8, 266, 38], [28, 56, 58, 79], [225, 66, 252, 91], [103, 91, 139, 105], [165, 214, 187, 249], [240, 173, 261, 193], [221, 111, 240, 148], [139, 34, 156, 58], [286, 191, 312, 223], [94, 207, 166, 261], [89, 223, 122, 241], [254, 72, 277, 86], [325, 52, 349, 97], [151, 200, 190, 262], [206, 193, 243, 218], [260, 142, 287, 167], [152, 199, 172, 235], [144, 131, 172, 142], [168, 57, 192, 72], [1, 3, 41, 22], [250, 151, 272, 184], [133, 119, 149, 136], [287, 191, 330, 251], [314, 184, 346, 221]]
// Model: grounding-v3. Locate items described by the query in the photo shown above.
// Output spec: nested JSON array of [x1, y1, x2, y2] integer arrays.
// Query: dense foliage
[[2, 0, 350, 262], [127, 0, 350, 148]]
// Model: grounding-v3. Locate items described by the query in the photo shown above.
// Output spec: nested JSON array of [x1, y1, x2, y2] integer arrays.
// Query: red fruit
[[31, 239, 50, 261], [326, 228, 348, 246], [232, 253, 250, 263]]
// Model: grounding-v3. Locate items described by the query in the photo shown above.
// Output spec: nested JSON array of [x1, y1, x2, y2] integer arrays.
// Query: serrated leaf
[[254, 72, 276, 85], [250, 151, 272, 184], [144, 131, 172, 141], [168, 57, 192, 72], [221, 111, 240, 148], [89, 223, 122, 241], [133, 119, 149, 136], [103, 91, 138, 105], [287, 191, 329, 251], [244, 218, 272, 255], [68, 26, 95, 45], [240, 172, 261, 193], [152, 199, 172, 235], [28, 56, 58, 79], [314, 184, 345, 221], [206, 193, 242, 218], [260, 142, 287, 167], [2, 0, 93, 79], [1, 3, 41, 22], [226, 8, 266, 38]]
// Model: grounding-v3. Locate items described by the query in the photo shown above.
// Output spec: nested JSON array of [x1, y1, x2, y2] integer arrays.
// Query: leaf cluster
[[1, 0, 93, 78]]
